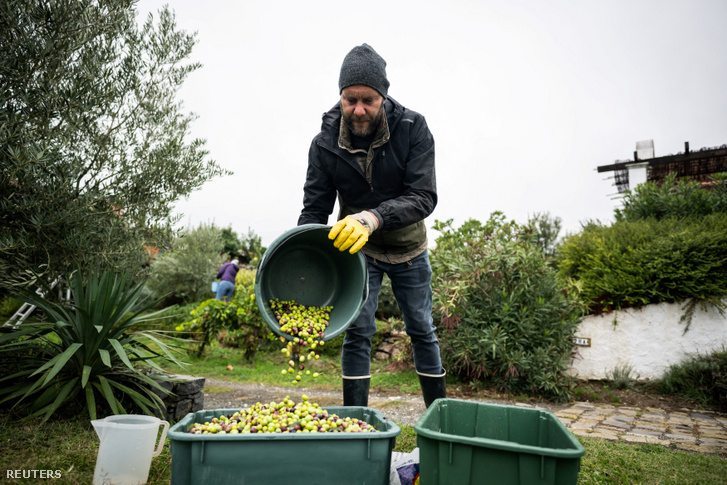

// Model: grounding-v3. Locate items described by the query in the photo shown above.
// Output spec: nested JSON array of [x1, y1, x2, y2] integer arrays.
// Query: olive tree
[[0, 0, 230, 291]]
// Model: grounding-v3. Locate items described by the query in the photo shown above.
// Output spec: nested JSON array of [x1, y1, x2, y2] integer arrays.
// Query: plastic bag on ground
[[389, 447, 420, 485]]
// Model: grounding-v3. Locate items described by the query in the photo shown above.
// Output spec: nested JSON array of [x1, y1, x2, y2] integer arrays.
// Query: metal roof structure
[[597, 141, 727, 193]]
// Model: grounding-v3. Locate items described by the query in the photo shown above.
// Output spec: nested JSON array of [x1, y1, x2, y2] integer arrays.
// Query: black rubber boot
[[343, 377, 370, 406], [418, 372, 447, 408]]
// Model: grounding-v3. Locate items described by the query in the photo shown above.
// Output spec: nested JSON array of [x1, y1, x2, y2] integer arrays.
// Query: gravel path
[[201, 378, 563, 427]]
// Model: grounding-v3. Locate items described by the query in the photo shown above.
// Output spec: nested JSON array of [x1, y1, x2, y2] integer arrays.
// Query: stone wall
[[152, 374, 206, 422], [374, 330, 408, 361], [568, 300, 726, 380]]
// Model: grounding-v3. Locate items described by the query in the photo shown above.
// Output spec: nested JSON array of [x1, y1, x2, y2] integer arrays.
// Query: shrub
[[0, 296, 22, 320], [430, 214, 585, 402], [0, 270, 185, 422], [179, 269, 268, 360], [557, 214, 727, 314], [146, 223, 224, 306], [606, 363, 639, 390], [616, 173, 727, 222], [528, 211, 563, 261], [658, 347, 727, 412]]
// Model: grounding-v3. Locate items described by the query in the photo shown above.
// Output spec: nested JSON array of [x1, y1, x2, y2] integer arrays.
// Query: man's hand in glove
[[328, 211, 380, 254]]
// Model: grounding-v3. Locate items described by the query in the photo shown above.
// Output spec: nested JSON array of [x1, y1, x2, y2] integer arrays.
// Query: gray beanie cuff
[[338, 43, 390, 97]]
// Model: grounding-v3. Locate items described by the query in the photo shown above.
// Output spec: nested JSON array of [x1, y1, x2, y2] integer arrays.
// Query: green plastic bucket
[[169, 406, 399, 485], [414, 399, 585, 485], [255, 224, 368, 341]]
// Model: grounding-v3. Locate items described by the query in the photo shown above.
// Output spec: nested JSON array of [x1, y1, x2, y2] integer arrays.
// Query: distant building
[[597, 140, 727, 194]]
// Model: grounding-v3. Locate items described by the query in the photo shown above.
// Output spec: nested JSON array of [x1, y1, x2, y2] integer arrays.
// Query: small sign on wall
[[573, 337, 591, 347]]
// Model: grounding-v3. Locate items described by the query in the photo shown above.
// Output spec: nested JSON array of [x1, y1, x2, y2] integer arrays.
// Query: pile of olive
[[187, 395, 376, 434]]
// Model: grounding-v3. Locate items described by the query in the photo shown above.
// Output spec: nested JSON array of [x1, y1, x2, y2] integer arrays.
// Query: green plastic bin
[[255, 224, 368, 342], [169, 406, 399, 485], [414, 399, 585, 485]]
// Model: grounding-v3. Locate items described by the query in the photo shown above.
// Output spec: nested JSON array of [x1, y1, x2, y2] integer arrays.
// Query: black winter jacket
[[298, 97, 437, 258]]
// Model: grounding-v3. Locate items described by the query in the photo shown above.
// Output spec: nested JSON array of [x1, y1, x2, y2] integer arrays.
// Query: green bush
[[606, 363, 639, 390], [0, 270, 185, 422], [616, 173, 727, 222], [146, 223, 224, 306], [557, 214, 727, 313], [658, 347, 727, 412], [179, 269, 268, 361], [430, 214, 585, 402], [0, 296, 22, 319]]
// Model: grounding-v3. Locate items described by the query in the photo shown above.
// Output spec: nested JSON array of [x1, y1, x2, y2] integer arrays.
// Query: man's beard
[[344, 103, 385, 137]]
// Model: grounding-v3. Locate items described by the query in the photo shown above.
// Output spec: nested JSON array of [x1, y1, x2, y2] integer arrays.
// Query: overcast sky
[[136, 0, 727, 247]]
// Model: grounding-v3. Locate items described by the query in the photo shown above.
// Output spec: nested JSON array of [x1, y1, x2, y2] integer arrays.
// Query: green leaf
[[95, 376, 119, 415], [41, 377, 79, 423], [85, 386, 97, 421], [81, 365, 92, 388], [107, 379, 160, 415], [108, 338, 134, 371], [136, 332, 188, 369], [0, 325, 45, 344], [98, 348, 112, 367], [38, 343, 82, 386]]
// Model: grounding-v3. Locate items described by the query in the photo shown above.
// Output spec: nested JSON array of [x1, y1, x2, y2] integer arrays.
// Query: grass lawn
[[1, 412, 726, 484], [157, 337, 422, 392]]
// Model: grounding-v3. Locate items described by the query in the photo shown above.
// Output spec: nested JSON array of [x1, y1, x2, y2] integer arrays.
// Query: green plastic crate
[[414, 399, 585, 485], [168, 406, 400, 485]]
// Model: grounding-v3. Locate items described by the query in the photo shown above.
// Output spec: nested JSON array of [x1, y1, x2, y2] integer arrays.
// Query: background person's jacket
[[217, 262, 239, 283], [298, 96, 437, 263]]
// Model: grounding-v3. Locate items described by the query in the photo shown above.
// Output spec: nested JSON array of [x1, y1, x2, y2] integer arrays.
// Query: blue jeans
[[216, 280, 235, 301], [341, 250, 443, 377]]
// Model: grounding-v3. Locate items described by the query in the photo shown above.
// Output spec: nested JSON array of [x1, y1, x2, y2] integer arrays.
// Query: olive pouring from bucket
[[254, 224, 368, 343]]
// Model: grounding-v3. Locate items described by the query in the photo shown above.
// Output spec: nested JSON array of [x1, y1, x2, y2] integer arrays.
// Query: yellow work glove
[[329, 211, 380, 254]]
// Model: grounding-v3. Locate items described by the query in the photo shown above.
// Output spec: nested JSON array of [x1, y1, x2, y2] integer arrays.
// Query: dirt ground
[[200, 377, 707, 427]]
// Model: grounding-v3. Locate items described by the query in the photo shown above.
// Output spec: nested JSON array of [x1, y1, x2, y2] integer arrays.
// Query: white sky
[[136, 0, 727, 247]]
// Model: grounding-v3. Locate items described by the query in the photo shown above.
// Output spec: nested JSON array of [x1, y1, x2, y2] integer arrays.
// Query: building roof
[[597, 142, 727, 193]]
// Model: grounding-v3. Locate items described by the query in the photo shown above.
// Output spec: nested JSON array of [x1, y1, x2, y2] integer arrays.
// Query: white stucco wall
[[568, 301, 727, 380]]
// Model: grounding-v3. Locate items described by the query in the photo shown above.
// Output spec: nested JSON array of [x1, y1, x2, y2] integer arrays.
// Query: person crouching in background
[[216, 258, 239, 301]]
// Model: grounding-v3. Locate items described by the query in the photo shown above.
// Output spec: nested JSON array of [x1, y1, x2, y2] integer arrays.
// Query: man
[[298, 44, 446, 408]]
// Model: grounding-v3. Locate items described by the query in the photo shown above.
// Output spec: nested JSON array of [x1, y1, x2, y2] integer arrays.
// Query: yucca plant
[[0, 269, 187, 422]]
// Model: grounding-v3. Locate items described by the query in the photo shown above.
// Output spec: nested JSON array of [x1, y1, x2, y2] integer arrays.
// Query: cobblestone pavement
[[203, 379, 727, 457], [547, 402, 727, 456]]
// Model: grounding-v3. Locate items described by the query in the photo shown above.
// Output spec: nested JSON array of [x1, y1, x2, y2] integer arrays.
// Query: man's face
[[340, 85, 384, 137]]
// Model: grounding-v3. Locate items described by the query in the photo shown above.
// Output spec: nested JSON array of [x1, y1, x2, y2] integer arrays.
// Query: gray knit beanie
[[338, 44, 389, 97]]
